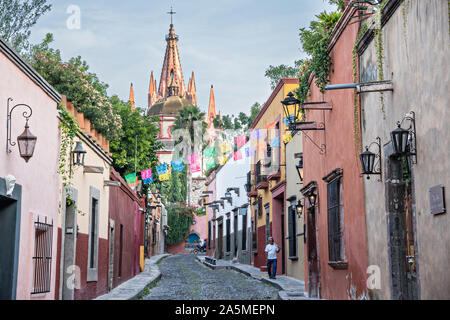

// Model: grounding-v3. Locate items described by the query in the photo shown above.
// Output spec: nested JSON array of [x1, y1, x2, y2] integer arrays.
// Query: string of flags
[[123, 129, 285, 187]]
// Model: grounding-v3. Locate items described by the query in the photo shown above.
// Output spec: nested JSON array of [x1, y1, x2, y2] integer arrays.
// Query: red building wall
[[109, 169, 142, 289], [74, 235, 109, 300], [302, 8, 368, 300]]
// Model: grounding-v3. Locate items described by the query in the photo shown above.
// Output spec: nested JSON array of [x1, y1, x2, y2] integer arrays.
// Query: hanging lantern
[[17, 120, 37, 163], [391, 122, 409, 155], [72, 141, 87, 166], [360, 147, 376, 175], [281, 92, 302, 130]]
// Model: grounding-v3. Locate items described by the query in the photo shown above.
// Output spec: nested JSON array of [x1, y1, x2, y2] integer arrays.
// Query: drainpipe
[[325, 83, 358, 90]]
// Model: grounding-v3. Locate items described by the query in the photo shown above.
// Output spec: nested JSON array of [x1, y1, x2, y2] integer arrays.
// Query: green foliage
[[0, 0, 51, 54], [299, 11, 341, 56], [264, 60, 303, 90], [173, 105, 207, 151], [166, 202, 195, 245], [108, 95, 161, 177], [213, 116, 223, 129], [222, 115, 233, 130], [248, 102, 262, 127], [29, 34, 122, 140], [326, 0, 346, 10], [233, 117, 242, 130]]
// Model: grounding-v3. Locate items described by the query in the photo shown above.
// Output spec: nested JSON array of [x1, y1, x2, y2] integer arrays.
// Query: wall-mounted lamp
[[7, 98, 37, 162], [281, 92, 303, 131], [296, 200, 304, 219], [296, 154, 303, 183], [391, 111, 417, 164], [308, 194, 317, 208], [360, 137, 382, 181], [72, 141, 87, 166], [226, 187, 240, 197]]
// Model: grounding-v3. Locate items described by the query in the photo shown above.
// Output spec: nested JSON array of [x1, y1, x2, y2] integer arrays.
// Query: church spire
[[207, 85, 216, 127], [129, 83, 136, 111], [148, 71, 157, 109], [158, 14, 186, 99], [186, 71, 197, 106]]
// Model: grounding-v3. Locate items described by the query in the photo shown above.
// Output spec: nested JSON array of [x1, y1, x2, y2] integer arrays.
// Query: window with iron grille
[[226, 218, 231, 252], [327, 178, 345, 262], [288, 205, 297, 259], [32, 217, 53, 294]]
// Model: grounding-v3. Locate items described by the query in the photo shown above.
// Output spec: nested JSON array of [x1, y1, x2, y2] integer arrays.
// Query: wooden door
[[307, 207, 320, 298]]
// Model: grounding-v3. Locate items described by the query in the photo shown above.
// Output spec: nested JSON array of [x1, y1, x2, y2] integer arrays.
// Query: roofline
[[0, 37, 61, 103], [250, 78, 298, 129]]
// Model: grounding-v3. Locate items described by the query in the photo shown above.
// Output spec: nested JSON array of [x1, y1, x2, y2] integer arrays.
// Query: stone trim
[[322, 168, 343, 183]]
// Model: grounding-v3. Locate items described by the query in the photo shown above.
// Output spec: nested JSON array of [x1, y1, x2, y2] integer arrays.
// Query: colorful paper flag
[[159, 172, 170, 181], [171, 158, 184, 172], [189, 153, 201, 173], [156, 163, 168, 176], [233, 150, 242, 161], [234, 135, 247, 148], [283, 131, 293, 144], [270, 136, 280, 147], [125, 173, 137, 187], [141, 168, 152, 180], [203, 147, 215, 158], [143, 176, 153, 185], [205, 157, 216, 170]]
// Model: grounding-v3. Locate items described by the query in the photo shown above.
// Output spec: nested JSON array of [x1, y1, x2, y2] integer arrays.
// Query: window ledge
[[328, 260, 348, 270], [288, 256, 298, 261]]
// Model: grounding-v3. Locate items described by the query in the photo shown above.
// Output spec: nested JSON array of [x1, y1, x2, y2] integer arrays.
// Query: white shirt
[[265, 244, 279, 260]]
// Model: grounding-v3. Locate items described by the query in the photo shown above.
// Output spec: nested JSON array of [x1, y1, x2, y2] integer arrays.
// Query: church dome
[[147, 95, 191, 116]]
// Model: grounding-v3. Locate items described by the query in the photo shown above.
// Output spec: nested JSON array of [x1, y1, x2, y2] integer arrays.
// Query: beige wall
[[58, 134, 111, 240], [360, 0, 450, 299], [285, 131, 305, 281]]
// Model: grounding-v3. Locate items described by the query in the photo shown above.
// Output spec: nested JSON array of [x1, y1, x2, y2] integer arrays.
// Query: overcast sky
[[30, 0, 336, 115]]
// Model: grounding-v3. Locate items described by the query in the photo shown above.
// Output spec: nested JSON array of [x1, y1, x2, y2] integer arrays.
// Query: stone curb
[[196, 256, 309, 300], [95, 254, 171, 300]]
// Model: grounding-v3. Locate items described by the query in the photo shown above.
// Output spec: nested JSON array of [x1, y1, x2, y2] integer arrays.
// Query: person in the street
[[265, 236, 279, 279]]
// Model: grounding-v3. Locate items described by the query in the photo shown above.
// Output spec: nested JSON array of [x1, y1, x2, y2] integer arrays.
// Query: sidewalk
[[95, 254, 170, 300], [196, 255, 316, 300]]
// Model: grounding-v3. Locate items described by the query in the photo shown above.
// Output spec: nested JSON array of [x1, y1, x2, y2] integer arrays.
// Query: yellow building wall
[[250, 82, 299, 228]]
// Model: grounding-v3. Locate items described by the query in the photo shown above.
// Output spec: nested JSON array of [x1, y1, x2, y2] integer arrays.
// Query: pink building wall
[[167, 214, 208, 254], [0, 45, 60, 300]]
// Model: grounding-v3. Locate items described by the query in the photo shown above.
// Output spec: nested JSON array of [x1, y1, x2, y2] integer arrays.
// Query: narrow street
[[143, 255, 279, 300]]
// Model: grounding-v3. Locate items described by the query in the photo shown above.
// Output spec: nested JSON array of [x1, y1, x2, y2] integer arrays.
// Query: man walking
[[265, 237, 279, 279]]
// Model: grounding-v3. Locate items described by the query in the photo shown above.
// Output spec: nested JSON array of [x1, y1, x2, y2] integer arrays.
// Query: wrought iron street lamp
[[390, 111, 417, 164], [6, 98, 37, 162], [359, 137, 382, 180], [281, 92, 303, 131], [296, 200, 304, 219], [308, 194, 317, 208], [72, 141, 87, 166], [296, 154, 303, 183], [16, 120, 37, 163]]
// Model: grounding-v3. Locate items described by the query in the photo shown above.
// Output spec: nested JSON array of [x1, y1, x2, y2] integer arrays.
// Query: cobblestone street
[[143, 255, 279, 300]]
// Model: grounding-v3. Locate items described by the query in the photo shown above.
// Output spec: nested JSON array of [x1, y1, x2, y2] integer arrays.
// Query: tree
[[109, 95, 161, 177], [299, 11, 342, 56], [30, 34, 122, 140], [0, 0, 51, 54], [233, 117, 242, 130], [173, 105, 206, 151], [248, 102, 262, 127], [264, 60, 303, 90], [222, 115, 233, 130], [213, 116, 223, 129], [326, 0, 346, 9], [238, 112, 249, 128]]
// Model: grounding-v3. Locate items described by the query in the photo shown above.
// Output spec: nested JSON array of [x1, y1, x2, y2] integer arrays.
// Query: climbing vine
[[57, 103, 83, 215], [352, 23, 369, 155], [166, 202, 195, 245], [374, 0, 389, 119]]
